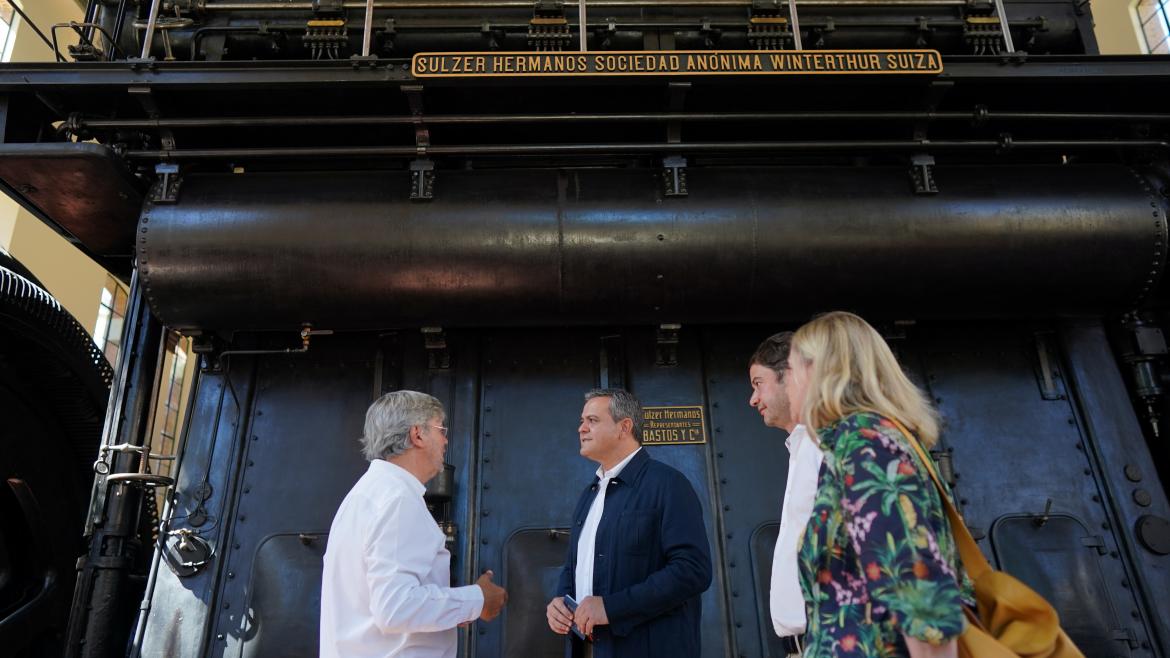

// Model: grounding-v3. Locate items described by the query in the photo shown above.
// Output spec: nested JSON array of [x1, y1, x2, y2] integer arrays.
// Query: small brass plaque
[[411, 49, 943, 79], [642, 406, 708, 445]]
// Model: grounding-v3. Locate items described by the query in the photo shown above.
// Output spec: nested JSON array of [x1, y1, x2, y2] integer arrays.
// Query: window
[[151, 333, 192, 512], [0, 1, 16, 61], [93, 274, 129, 366], [1137, 0, 1170, 54]]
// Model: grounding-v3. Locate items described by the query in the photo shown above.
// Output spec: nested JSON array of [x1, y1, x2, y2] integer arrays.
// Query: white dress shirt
[[770, 424, 825, 638], [321, 459, 483, 658], [575, 447, 642, 599]]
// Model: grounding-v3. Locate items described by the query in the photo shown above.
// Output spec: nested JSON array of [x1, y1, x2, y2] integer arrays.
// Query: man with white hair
[[321, 390, 507, 658]]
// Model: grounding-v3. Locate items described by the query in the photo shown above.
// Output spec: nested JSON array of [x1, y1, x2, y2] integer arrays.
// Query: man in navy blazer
[[546, 388, 712, 658]]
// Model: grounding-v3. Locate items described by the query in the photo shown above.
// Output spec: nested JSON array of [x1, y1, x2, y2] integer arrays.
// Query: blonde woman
[[786, 312, 971, 658]]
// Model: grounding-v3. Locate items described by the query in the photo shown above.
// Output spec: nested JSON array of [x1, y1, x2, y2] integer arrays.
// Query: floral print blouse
[[798, 412, 972, 657]]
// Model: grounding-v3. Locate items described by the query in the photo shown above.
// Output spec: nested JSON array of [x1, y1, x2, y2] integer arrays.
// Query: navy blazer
[[557, 449, 713, 658]]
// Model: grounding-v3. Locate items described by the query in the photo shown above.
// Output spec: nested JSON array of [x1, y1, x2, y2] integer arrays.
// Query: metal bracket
[[129, 86, 175, 151], [929, 447, 956, 487], [410, 159, 435, 201], [662, 156, 688, 197], [152, 163, 181, 204], [1033, 331, 1065, 400], [1080, 534, 1108, 556], [909, 154, 937, 195], [1111, 628, 1140, 650], [403, 85, 434, 200], [666, 82, 689, 144], [422, 326, 450, 369], [655, 323, 681, 367]]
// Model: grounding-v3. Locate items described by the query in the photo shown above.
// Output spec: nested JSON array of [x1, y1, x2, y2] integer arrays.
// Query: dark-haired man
[[749, 333, 825, 657], [546, 388, 712, 658]]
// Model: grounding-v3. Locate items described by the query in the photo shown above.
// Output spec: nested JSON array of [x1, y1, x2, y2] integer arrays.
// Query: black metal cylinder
[[137, 164, 1167, 330]]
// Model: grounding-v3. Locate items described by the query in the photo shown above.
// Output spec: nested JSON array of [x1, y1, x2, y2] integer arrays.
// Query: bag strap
[[887, 418, 992, 580]]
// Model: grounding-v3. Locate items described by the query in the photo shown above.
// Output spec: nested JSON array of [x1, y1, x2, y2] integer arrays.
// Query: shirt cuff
[[455, 584, 485, 622]]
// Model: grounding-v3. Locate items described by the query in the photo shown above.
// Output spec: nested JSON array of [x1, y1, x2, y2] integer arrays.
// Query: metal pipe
[[362, 0, 375, 56], [788, 0, 802, 50], [201, 0, 967, 9], [74, 110, 1170, 131], [992, 0, 1016, 53], [122, 138, 1170, 160], [134, 164, 1167, 331], [579, 0, 588, 51], [140, 0, 165, 59]]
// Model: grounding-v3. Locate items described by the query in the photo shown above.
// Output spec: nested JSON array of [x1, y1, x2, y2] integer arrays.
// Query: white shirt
[[321, 460, 483, 658], [575, 447, 642, 599], [770, 424, 825, 638]]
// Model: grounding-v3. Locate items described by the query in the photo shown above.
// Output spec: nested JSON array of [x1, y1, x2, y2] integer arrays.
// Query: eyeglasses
[[430, 424, 449, 437]]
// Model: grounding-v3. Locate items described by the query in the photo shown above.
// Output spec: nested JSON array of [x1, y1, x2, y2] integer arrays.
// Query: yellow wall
[[4, 209, 109, 331], [1094, 0, 1145, 54], [1, 0, 103, 329], [8, 0, 87, 63]]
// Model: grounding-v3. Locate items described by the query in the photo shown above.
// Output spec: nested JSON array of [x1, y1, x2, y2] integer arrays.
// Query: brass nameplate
[[642, 406, 708, 445], [411, 49, 942, 78]]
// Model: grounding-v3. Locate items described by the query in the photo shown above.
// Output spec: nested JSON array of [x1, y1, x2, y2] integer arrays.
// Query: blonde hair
[[791, 311, 940, 447]]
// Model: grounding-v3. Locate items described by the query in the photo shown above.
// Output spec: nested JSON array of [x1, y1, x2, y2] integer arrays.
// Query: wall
[[1, 0, 102, 328], [1093, 0, 1146, 54], [8, 0, 87, 63]]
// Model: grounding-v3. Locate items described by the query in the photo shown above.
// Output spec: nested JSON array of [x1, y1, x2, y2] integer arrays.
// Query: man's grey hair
[[585, 388, 645, 444], [360, 390, 445, 461]]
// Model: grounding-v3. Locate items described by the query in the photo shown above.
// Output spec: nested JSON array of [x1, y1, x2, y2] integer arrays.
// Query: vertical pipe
[[787, 0, 802, 50], [579, 0, 588, 51], [65, 274, 167, 658], [992, 0, 1015, 53], [140, 0, 164, 59], [362, 0, 375, 56]]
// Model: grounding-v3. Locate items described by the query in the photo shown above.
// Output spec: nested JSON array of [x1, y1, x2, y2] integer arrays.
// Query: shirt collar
[[784, 424, 809, 453], [370, 458, 427, 497], [594, 446, 643, 481]]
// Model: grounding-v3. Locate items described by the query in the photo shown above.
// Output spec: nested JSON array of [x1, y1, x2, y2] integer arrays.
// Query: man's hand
[[546, 597, 574, 635], [573, 596, 608, 636], [476, 570, 507, 622]]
